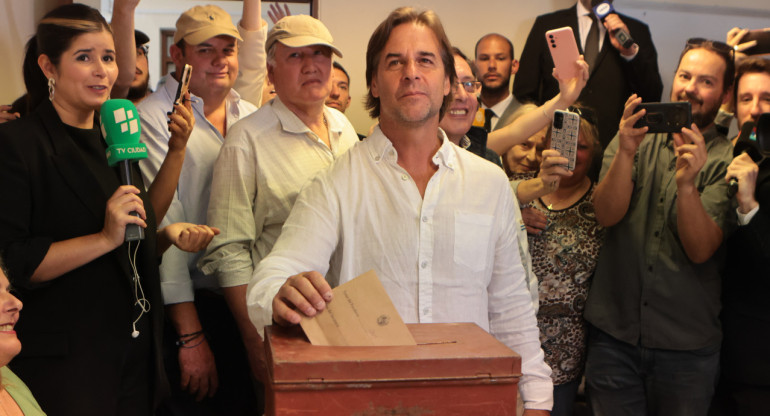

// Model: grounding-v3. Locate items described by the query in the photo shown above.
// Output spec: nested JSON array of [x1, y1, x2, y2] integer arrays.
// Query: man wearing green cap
[[137, 1, 269, 414], [199, 15, 358, 358]]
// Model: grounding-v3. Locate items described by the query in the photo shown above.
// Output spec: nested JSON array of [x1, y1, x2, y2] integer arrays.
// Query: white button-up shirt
[[138, 74, 258, 304], [248, 127, 553, 410], [198, 96, 358, 287]]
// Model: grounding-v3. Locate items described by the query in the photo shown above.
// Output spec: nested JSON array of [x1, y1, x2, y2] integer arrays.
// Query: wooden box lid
[[265, 322, 522, 385]]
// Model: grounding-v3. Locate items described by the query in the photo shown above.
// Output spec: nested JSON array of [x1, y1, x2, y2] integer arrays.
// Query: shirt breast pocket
[[454, 212, 494, 272]]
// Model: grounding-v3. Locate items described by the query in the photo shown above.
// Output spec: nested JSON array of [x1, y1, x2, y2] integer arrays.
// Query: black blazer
[[720, 165, 770, 386], [513, 5, 663, 149], [0, 101, 167, 415]]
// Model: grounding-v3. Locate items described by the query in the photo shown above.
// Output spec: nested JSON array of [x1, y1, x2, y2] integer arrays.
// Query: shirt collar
[[488, 94, 513, 121], [157, 73, 246, 127], [271, 95, 344, 135], [576, 0, 591, 17], [366, 125, 456, 171]]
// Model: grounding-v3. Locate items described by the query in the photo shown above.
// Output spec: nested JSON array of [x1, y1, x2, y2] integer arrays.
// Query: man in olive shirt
[[584, 39, 735, 415]]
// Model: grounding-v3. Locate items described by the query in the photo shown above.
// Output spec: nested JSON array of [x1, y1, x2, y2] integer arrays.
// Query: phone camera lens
[[553, 112, 563, 129]]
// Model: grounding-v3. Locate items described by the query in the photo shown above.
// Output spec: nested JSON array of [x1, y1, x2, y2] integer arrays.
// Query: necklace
[[541, 178, 591, 211]]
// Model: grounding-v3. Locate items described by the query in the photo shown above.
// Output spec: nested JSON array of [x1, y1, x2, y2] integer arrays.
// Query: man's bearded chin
[[127, 78, 150, 101], [481, 79, 509, 96], [677, 91, 719, 130]]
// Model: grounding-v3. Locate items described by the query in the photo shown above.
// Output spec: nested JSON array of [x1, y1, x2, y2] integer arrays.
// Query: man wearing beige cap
[[199, 15, 359, 355], [137, 1, 269, 414]]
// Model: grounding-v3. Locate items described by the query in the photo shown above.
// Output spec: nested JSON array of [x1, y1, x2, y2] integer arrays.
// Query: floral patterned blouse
[[515, 173, 605, 385]]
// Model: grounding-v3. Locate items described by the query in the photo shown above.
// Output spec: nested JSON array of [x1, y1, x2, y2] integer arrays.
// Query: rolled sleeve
[[199, 126, 259, 288], [247, 174, 341, 337]]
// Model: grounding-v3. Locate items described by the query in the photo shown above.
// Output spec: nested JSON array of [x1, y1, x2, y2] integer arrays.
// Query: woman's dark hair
[[24, 3, 112, 109]]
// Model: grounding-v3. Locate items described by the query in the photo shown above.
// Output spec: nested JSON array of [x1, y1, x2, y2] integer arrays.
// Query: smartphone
[[545, 27, 581, 80], [172, 64, 193, 111], [551, 110, 580, 171], [633, 102, 692, 133], [742, 29, 770, 56]]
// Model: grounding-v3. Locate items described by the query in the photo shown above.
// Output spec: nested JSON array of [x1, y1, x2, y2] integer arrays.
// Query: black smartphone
[[742, 29, 770, 56], [173, 64, 193, 111], [633, 102, 692, 133]]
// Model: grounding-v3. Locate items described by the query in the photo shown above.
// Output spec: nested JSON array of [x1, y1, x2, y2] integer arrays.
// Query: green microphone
[[100, 99, 147, 242]]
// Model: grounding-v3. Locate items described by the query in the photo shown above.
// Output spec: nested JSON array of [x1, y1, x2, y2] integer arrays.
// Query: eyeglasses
[[568, 105, 598, 127], [685, 37, 735, 66], [686, 38, 733, 54], [453, 80, 481, 94]]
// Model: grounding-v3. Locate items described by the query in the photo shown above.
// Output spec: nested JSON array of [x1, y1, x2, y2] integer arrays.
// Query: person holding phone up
[[583, 38, 735, 415]]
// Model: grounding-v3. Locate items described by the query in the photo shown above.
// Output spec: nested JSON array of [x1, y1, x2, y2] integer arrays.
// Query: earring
[[48, 78, 55, 102]]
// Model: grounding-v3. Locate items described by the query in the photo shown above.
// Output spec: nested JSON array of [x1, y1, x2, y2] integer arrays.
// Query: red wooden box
[[264, 322, 522, 416]]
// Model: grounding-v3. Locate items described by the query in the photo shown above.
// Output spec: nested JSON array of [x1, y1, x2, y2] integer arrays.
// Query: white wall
[[1, 0, 768, 135], [0, 0, 61, 106], [321, 0, 770, 134]]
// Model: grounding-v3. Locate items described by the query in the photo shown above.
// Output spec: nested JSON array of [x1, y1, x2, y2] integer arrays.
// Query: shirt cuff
[[199, 248, 255, 287], [519, 379, 554, 410], [737, 204, 760, 226], [622, 43, 639, 61]]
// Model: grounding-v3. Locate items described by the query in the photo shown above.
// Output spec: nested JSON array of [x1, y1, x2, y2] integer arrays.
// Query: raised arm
[[673, 125, 724, 263], [146, 94, 194, 223], [515, 149, 572, 205], [488, 58, 588, 155], [110, 0, 140, 99], [233, 0, 268, 106], [613, 17, 663, 103], [33, 186, 147, 282], [594, 94, 648, 227]]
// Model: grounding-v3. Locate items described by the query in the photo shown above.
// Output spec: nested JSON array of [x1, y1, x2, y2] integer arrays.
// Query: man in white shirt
[[137, 2, 267, 413], [199, 13, 358, 354], [247, 7, 553, 414]]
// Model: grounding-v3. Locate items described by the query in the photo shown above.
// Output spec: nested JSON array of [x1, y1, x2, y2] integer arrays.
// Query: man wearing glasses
[[585, 38, 735, 414], [439, 48, 501, 165]]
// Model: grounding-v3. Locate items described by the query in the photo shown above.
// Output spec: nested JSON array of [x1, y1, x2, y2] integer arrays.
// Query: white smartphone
[[172, 64, 193, 111], [550, 110, 580, 171], [545, 27, 581, 80]]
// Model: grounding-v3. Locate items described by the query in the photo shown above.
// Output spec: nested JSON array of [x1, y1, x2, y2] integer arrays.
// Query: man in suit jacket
[[475, 33, 525, 132], [513, 0, 663, 150], [710, 57, 770, 415]]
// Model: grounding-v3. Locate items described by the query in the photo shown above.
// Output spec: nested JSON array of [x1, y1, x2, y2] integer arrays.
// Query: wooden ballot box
[[264, 322, 522, 416]]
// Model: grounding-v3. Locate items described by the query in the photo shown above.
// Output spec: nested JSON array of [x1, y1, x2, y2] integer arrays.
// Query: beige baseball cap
[[266, 15, 342, 57], [174, 5, 243, 45]]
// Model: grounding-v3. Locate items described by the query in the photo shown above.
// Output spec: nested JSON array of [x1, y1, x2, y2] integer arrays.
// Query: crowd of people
[[0, 0, 767, 415]]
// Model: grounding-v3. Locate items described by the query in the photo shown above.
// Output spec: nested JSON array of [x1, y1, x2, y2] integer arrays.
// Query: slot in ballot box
[[264, 322, 522, 415]]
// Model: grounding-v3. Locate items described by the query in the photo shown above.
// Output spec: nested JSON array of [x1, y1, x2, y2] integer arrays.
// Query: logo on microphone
[[112, 107, 139, 135], [595, 3, 611, 15], [100, 99, 148, 166]]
